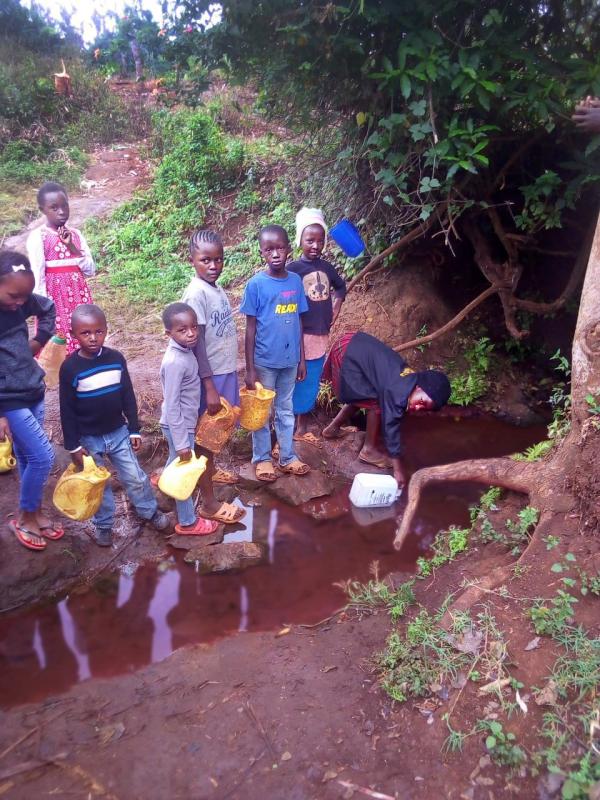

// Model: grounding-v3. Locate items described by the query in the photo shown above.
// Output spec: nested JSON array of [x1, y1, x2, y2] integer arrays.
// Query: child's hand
[[0, 417, 11, 441], [205, 384, 222, 416], [70, 448, 88, 471], [572, 97, 600, 133], [130, 435, 142, 452], [57, 226, 82, 255], [177, 448, 192, 462], [296, 360, 306, 382], [245, 368, 257, 390]]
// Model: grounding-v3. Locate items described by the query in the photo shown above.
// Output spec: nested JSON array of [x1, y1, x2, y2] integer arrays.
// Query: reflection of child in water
[[287, 207, 346, 444]]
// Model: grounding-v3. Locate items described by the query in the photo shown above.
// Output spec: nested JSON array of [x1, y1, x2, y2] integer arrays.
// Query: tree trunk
[[394, 212, 600, 555]]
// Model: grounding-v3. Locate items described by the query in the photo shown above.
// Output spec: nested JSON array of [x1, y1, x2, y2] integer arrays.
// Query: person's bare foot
[[19, 510, 42, 536], [322, 421, 342, 439]]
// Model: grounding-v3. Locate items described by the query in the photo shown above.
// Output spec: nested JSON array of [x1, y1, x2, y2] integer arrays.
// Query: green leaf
[[565, 553, 576, 562], [485, 735, 496, 749], [550, 563, 563, 573], [400, 74, 411, 99], [408, 100, 427, 116]]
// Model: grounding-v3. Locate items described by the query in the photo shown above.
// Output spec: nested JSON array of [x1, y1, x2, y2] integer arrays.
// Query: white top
[[182, 276, 237, 376], [26, 225, 96, 297]]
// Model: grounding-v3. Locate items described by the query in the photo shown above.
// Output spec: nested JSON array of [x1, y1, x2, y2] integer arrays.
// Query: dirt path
[[4, 143, 148, 253]]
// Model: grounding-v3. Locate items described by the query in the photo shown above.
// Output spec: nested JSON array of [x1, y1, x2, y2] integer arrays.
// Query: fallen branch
[[393, 284, 500, 353], [337, 780, 396, 800], [243, 700, 277, 762], [394, 458, 538, 551], [0, 752, 67, 781]]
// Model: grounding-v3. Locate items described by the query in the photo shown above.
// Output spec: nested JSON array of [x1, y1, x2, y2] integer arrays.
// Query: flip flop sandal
[[358, 453, 391, 470], [256, 461, 278, 483], [199, 502, 247, 525], [279, 460, 310, 476], [174, 517, 220, 535], [293, 432, 322, 448], [39, 522, 65, 540], [212, 468, 238, 485], [9, 518, 47, 551]]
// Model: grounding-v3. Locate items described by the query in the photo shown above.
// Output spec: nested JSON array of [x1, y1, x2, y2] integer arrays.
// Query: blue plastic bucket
[[330, 219, 366, 258]]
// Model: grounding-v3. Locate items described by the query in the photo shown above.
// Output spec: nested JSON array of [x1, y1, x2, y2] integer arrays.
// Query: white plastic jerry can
[[349, 473, 401, 508]]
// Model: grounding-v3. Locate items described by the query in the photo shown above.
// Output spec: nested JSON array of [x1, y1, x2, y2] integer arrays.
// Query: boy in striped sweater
[[59, 304, 169, 547]]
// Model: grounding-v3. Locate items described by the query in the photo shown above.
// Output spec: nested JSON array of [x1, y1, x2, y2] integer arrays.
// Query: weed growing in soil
[[477, 720, 527, 768], [512, 439, 555, 462], [342, 562, 415, 622], [448, 336, 494, 406], [416, 526, 469, 577]]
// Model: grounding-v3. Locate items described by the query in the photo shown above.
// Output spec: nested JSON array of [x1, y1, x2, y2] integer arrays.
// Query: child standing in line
[[240, 224, 311, 482], [0, 251, 61, 551], [288, 207, 346, 445], [181, 229, 245, 525], [27, 181, 95, 354], [59, 304, 170, 547], [159, 302, 220, 536]]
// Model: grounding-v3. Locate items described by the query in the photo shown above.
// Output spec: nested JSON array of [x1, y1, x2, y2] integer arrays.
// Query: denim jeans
[[80, 425, 157, 531], [161, 426, 196, 527], [5, 400, 54, 512], [252, 364, 298, 465]]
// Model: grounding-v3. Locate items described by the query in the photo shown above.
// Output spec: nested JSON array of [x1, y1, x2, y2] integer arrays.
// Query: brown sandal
[[199, 502, 246, 524], [256, 461, 277, 482], [212, 468, 238, 484], [279, 460, 310, 476], [293, 432, 322, 448]]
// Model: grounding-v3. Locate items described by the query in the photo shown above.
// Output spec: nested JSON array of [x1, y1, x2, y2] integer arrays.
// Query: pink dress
[[27, 226, 95, 354]]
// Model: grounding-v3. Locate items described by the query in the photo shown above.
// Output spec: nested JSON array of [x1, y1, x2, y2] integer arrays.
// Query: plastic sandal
[[39, 522, 65, 540], [279, 460, 310, 476], [9, 518, 47, 551], [212, 468, 238, 485], [174, 517, 220, 535], [199, 502, 247, 524], [256, 461, 278, 483]]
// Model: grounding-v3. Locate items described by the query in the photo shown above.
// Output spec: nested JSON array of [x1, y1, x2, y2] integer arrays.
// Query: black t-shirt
[[287, 256, 346, 335]]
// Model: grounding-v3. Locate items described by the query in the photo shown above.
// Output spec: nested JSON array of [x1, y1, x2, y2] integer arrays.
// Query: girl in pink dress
[[27, 182, 95, 354]]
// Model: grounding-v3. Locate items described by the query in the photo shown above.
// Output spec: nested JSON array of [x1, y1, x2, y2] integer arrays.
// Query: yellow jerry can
[[38, 334, 67, 389], [239, 382, 276, 431], [53, 455, 111, 521], [158, 452, 207, 501], [0, 438, 16, 473]]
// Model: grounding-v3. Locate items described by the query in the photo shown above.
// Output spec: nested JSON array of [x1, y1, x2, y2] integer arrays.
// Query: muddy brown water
[[0, 415, 545, 708]]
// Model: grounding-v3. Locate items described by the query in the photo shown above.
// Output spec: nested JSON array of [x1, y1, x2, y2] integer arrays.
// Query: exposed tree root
[[394, 457, 539, 552]]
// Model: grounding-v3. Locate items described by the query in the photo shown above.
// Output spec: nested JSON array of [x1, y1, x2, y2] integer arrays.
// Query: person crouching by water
[[322, 331, 451, 489]]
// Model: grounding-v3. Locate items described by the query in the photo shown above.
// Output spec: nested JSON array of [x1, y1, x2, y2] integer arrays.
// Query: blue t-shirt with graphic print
[[240, 270, 308, 368]]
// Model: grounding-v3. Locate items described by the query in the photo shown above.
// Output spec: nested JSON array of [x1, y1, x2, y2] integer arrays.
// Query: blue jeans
[[161, 426, 196, 527], [252, 364, 298, 466], [5, 400, 54, 512], [80, 425, 157, 531]]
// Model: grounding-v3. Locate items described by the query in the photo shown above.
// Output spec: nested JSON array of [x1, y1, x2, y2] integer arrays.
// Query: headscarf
[[413, 369, 451, 409], [295, 207, 328, 247]]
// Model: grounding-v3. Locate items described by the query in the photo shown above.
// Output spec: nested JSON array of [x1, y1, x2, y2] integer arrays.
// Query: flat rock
[[167, 527, 225, 551], [183, 541, 263, 572], [237, 462, 264, 489], [266, 470, 333, 506]]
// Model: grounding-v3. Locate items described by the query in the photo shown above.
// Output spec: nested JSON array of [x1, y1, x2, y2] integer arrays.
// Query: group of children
[[0, 182, 346, 550]]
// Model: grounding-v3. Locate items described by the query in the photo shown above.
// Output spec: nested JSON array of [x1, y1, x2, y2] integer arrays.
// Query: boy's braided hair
[[189, 229, 223, 256]]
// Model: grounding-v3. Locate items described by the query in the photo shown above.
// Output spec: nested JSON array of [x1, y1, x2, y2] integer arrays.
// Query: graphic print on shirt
[[302, 271, 330, 302], [275, 287, 299, 316], [209, 298, 236, 339]]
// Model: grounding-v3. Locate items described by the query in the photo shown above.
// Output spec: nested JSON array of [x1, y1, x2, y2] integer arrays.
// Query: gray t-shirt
[[159, 339, 201, 451], [182, 277, 237, 376]]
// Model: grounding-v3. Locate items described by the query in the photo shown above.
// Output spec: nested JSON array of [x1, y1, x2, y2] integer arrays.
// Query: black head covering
[[413, 369, 451, 409]]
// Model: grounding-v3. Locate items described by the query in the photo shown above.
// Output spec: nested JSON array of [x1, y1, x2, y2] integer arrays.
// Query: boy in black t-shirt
[[59, 304, 170, 547], [288, 207, 346, 445]]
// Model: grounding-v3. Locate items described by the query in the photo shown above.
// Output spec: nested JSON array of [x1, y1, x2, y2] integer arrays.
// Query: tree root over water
[[393, 454, 578, 614]]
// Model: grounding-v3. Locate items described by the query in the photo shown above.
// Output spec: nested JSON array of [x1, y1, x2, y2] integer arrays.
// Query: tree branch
[[393, 284, 500, 353]]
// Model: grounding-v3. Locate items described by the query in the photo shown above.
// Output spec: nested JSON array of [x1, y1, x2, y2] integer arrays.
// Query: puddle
[[0, 415, 545, 708]]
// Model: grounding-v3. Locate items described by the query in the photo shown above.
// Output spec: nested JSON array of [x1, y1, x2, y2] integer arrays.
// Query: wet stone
[[167, 527, 225, 551], [266, 471, 333, 506], [183, 541, 263, 572]]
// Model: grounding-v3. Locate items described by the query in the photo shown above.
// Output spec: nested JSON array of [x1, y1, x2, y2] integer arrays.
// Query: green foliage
[[547, 350, 572, 441], [343, 565, 416, 622], [478, 720, 527, 768], [449, 337, 494, 406], [476, 504, 539, 556], [529, 591, 578, 637], [585, 393, 600, 416], [512, 439, 555, 462], [416, 525, 469, 577], [0, 142, 87, 187]]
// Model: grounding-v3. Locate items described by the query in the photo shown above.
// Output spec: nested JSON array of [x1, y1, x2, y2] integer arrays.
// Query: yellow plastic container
[[53, 455, 111, 521], [39, 334, 67, 389], [195, 397, 240, 453], [239, 382, 276, 431], [158, 453, 207, 501], [0, 438, 16, 473]]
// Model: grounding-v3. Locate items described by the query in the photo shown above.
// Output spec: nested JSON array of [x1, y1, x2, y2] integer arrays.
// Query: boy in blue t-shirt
[[240, 225, 311, 482]]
